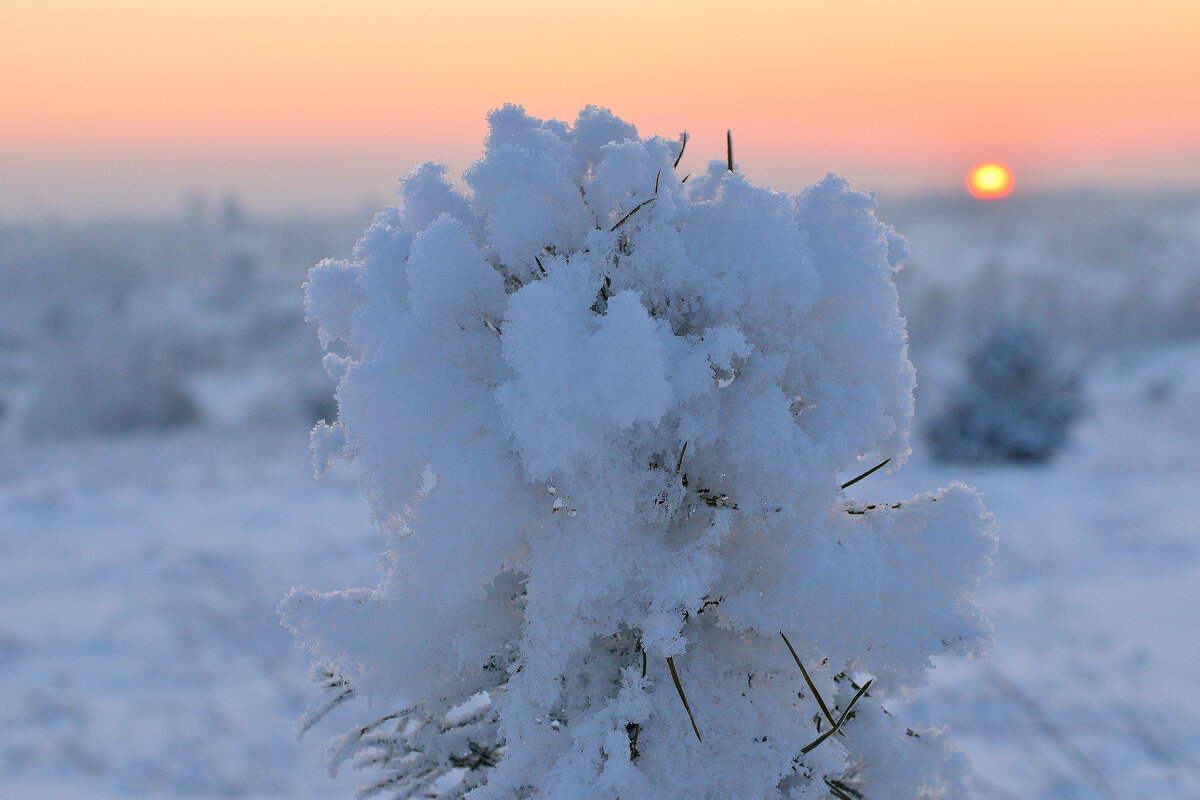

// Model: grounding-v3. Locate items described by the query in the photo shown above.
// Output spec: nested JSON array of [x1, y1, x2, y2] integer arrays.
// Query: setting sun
[[967, 161, 1015, 199]]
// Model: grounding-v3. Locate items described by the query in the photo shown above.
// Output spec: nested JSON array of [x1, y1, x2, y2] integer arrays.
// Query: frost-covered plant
[[925, 321, 1082, 463], [282, 105, 997, 800]]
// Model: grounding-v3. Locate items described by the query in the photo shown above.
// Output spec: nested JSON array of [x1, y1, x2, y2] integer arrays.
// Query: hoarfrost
[[282, 105, 997, 800]]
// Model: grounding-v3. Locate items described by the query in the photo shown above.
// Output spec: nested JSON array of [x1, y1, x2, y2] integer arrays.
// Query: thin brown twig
[[726, 130, 734, 172]]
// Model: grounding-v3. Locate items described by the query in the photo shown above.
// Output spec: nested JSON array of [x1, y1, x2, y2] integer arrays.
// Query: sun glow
[[967, 161, 1015, 199]]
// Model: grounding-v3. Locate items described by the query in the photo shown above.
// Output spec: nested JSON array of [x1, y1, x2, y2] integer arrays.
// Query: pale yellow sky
[[3, 0, 1198, 215]]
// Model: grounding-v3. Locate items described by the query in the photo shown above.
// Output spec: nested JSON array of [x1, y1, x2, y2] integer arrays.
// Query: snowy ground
[[1, 193, 1198, 798], [0, 429, 375, 799], [4, 351, 1198, 799]]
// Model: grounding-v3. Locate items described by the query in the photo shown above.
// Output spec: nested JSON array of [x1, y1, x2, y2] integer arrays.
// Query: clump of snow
[[925, 321, 1083, 463], [282, 104, 997, 799], [445, 691, 493, 727]]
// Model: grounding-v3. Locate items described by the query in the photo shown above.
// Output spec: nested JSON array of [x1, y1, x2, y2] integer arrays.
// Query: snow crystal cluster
[[282, 105, 997, 800]]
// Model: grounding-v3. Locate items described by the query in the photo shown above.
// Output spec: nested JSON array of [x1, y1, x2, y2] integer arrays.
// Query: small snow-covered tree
[[282, 105, 997, 800]]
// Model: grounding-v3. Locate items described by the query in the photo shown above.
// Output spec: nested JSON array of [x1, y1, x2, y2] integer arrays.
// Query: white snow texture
[[282, 105, 998, 800]]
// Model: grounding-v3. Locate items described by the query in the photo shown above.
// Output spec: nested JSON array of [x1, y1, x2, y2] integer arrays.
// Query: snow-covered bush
[[283, 105, 997, 800], [925, 321, 1082, 463], [9, 272, 335, 439], [16, 302, 199, 438], [0, 211, 361, 439]]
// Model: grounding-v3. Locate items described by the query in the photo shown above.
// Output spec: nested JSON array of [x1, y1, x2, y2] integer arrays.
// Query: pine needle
[[840, 458, 890, 490], [673, 132, 688, 169], [826, 782, 857, 800], [534, 254, 547, 276], [666, 656, 703, 743], [726, 130, 734, 172], [654, 168, 662, 195], [610, 197, 657, 232], [825, 778, 868, 800], [800, 679, 872, 755], [779, 632, 837, 730], [675, 440, 688, 474]]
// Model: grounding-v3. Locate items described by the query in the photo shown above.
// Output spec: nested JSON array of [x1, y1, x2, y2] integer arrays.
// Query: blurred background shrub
[[924, 321, 1083, 463]]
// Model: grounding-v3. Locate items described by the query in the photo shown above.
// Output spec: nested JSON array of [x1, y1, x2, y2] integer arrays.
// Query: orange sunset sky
[[2, 0, 1199, 216]]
